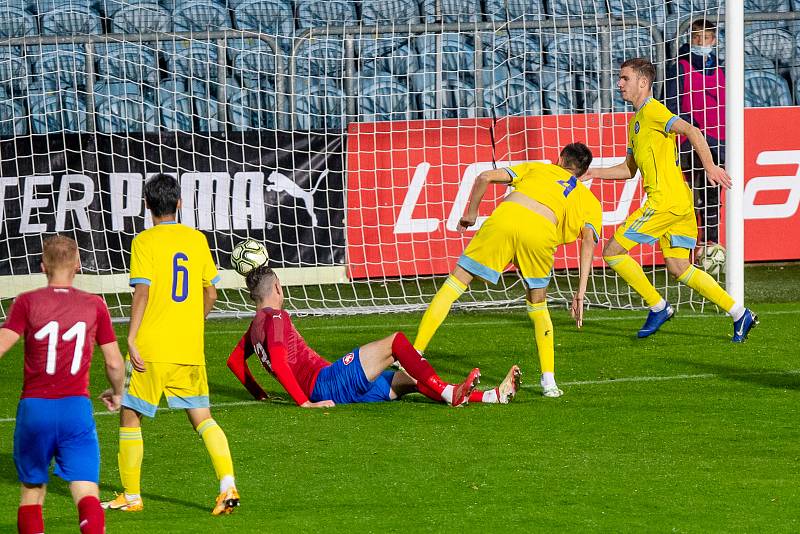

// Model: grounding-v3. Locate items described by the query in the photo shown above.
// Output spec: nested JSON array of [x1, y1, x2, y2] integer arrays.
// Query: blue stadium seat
[[163, 40, 220, 81], [361, 40, 419, 81], [293, 78, 346, 130], [545, 33, 601, 72], [670, 0, 721, 16], [296, 0, 356, 29], [173, 0, 230, 32], [228, 38, 282, 89], [225, 78, 277, 130], [420, 0, 481, 23], [538, 68, 577, 114], [94, 79, 159, 132], [479, 31, 542, 76], [608, 0, 665, 26], [233, 0, 293, 48], [40, 0, 103, 35], [190, 82, 220, 132], [484, 0, 544, 21], [60, 87, 89, 131], [95, 42, 159, 84], [551, 0, 607, 17], [744, 54, 777, 72], [0, 5, 37, 37], [579, 74, 626, 113], [358, 73, 412, 122], [361, 0, 420, 25], [157, 79, 193, 130], [414, 33, 475, 82], [611, 27, 657, 67], [0, 88, 26, 135], [32, 44, 88, 88], [111, 1, 171, 33], [743, 0, 790, 12], [744, 28, 794, 67], [744, 70, 793, 107], [480, 75, 542, 117], [27, 83, 64, 133], [419, 73, 475, 119], [295, 36, 346, 77], [0, 46, 29, 91]]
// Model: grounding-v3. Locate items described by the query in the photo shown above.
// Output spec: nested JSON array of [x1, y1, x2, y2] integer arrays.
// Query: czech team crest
[[343, 352, 355, 365]]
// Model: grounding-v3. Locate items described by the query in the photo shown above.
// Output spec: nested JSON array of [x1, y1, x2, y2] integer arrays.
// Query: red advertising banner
[[346, 108, 800, 279]]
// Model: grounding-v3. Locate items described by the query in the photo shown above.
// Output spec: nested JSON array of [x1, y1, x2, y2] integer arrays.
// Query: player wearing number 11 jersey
[[0, 235, 126, 534], [102, 173, 240, 516]]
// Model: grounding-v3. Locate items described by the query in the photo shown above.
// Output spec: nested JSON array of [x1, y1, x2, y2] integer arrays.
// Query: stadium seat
[[0, 88, 27, 135], [608, 0, 666, 26], [60, 87, 89, 131], [358, 73, 412, 122], [95, 42, 159, 84], [225, 78, 277, 130], [361, 40, 419, 83], [40, 0, 103, 35], [228, 38, 282, 89], [32, 44, 88, 88], [296, 0, 357, 29], [611, 27, 657, 67], [0, 46, 29, 91], [94, 79, 159, 132], [419, 73, 476, 119], [579, 73, 626, 113], [157, 78, 193, 130], [27, 80, 65, 133], [111, 1, 171, 33], [361, 0, 420, 26], [744, 70, 793, 107], [233, 0, 293, 49], [293, 78, 346, 130], [539, 68, 577, 114], [173, 0, 230, 32], [484, 0, 544, 21], [414, 33, 475, 84], [420, 0, 481, 23], [744, 54, 777, 72], [551, 0, 607, 17], [163, 40, 220, 81], [295, 36, 346, 77], [191, 83, 221, 132], [0, 5, 37, 37], [480, 75, 542, 117], [545, 33, 601, 72], [743, 0, 790, 12], [744, 28, 794, 67]]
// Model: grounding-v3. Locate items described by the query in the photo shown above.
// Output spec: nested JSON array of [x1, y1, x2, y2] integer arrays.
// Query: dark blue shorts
[[14, 396, 100, 484], [310, 348, 395, 405]]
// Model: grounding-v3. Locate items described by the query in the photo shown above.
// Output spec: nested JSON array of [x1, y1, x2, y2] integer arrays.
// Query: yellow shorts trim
[[614, 205, 697, 259], [122, 361, 210, 417]]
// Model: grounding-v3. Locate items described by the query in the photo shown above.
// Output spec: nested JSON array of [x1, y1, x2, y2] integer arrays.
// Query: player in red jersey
[[227, 266, 521, 407], [0, 235, 126, 534]]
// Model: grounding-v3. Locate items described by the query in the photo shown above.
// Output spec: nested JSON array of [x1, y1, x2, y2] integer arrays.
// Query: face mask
[[692, 45, 714, 57]]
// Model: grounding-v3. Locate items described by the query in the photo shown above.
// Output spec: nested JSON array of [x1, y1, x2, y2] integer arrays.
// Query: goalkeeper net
[[0, 0, 742, 319]]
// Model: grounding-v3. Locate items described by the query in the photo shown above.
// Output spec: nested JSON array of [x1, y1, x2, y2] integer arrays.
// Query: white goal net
[[0, 0, 746, 319]]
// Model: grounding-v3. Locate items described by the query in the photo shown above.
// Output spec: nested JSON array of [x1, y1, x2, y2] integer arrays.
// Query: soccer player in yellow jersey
[[102, 174, 240, 515], [414, 143, 601, 397], [586, 58, 757, 342]]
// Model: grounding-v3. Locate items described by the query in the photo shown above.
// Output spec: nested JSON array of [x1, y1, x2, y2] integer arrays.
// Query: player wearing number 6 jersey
[[102, 174, 240, 516], [414, 143, 602, 398], [0, 235, 126, 534]]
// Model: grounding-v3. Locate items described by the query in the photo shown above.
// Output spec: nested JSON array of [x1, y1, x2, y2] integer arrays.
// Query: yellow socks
[[118, 427, 143, 496], [197, 418, 235, 484], [605, 254, 663, 308], [414, 274, 467, 352], [527, 301, 554, 375], [678, 265, 736, 312]]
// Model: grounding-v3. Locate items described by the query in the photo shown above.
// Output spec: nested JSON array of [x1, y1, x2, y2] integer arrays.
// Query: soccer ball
[[231, 239, 269, 276], [699, 243, 726, 276]]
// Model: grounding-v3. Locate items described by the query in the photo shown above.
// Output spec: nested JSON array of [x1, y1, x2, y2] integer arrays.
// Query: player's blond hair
[[246, 265, 277, 303], [42, 235, 78, 272]]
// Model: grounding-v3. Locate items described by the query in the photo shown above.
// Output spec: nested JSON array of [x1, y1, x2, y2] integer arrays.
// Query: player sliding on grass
[[227, 265, 520, 407], [584, 58, 757, 342], [0, 235, 126, 534], [414, 143, 601, 398]]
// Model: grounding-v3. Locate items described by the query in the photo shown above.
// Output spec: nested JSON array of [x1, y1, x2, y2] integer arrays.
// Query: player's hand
[[579, 169, 600, 182], [100, 389, 122, 411], [570, 294, 585, 328], [127, 341, 146, 373], [457, 214, 477, 232], [705, 164, 732, 189], [300, 400, 335, 408]]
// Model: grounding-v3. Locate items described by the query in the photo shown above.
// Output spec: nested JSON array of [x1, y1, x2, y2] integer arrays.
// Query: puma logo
[[544, 330, 551, 336], [266, 169, 328, 226]]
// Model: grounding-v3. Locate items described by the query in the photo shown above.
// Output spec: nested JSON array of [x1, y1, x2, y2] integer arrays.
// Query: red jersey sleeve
[[94, 297, 117, 346], [2, 294, 29, 335], [227, 333, 268, 400], [265, 312, 309, 406]]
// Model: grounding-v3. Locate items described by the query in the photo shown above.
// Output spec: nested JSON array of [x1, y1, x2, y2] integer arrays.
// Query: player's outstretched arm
[[226, 335, 269, 400], [0, 328, 20, 360], [267, 342, 332, 407], [670, 118, 732, 189], [582, 154, 637, 182], [99, 341, 126, 411], [203, 285, 217, 318], [571, 226, 598, 329], [458, 169, 511, 231]]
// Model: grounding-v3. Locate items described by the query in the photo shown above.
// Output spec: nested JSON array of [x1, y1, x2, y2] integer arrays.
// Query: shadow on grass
[[101, 483, 209, 512], [672, 358, 800, 390]]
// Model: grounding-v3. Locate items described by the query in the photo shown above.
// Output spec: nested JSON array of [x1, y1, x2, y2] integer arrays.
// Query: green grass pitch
[[1, 264, 799, 532]]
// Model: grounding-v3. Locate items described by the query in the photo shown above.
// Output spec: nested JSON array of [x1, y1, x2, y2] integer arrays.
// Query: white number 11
[[34, 321, 87, 375]]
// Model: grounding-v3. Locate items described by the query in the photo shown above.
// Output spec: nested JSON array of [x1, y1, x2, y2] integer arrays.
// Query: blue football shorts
[[310, 348, 395, 404], [14, 396, 100, 484]]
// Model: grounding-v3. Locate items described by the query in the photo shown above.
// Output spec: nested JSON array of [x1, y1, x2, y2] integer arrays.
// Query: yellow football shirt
[[628, 97, 693, 214], [505, 161, 602, 245], [129, 222, 220, 365]]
